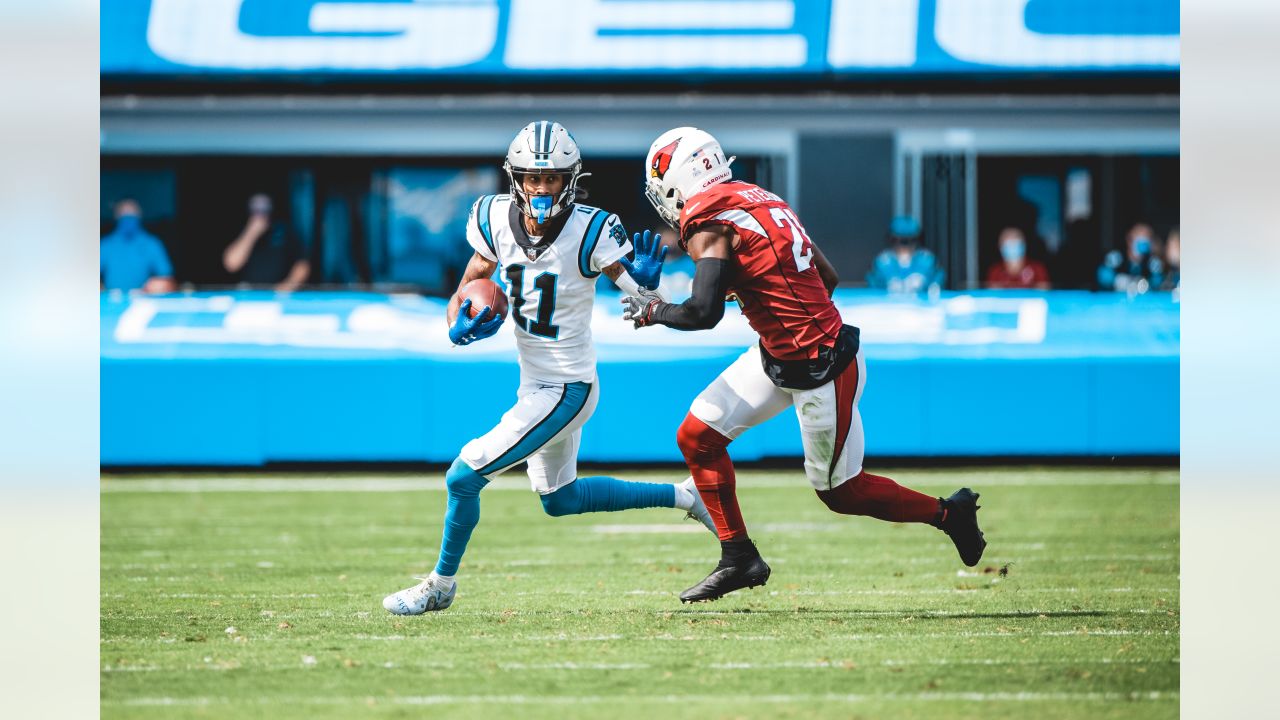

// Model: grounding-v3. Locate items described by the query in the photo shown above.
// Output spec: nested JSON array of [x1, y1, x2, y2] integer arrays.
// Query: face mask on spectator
[[1134, 236, 1152, 255], [1001, 239, 1025, 262], [116, 214, 141, 236]]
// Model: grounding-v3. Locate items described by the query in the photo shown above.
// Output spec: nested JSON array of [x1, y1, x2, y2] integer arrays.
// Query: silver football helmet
[[503, 121, 585, 224]]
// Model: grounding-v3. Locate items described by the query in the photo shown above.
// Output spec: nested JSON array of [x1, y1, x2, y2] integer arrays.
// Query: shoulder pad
[[472, 194, 499, 257], [576, 208, 612, 278], [679, 183, 745, 227]]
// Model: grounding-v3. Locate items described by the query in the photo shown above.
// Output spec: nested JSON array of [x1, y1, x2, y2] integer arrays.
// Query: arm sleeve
[[612, 269, 672, 302], [649, 258, 727, 331], [591, 214, 632, 272], [465, 197, 499, 263], [150, 237, 174, 277]]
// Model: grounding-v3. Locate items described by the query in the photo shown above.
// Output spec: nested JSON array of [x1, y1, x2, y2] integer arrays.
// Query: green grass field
[[101, 467, 1178, 719]]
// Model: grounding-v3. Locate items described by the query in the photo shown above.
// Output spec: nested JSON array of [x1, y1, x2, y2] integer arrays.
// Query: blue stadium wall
[[101, 290, 1178, 465]]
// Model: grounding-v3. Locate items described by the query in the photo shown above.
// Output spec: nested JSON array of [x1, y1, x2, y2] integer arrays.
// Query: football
[[458, 278, 509, 321]]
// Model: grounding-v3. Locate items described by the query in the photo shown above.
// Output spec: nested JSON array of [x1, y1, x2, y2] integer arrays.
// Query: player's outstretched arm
[[622, 226, 733, 331], [602, 261, 671, 302]]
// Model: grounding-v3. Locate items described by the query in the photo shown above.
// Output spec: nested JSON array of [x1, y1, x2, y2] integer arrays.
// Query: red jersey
[[986, 260, 1050, 289], [679, 181, 843, 362]]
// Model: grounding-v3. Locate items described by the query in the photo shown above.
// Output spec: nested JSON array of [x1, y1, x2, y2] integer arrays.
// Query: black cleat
[[938, 487, 986, 567], [680, 550, 771, 603]]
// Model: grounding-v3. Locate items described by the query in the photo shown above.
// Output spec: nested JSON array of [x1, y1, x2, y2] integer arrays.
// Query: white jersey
[[466, 194, 632, 383]]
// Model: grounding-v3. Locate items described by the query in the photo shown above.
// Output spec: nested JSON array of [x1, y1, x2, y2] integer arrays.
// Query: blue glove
[[618, 230, 668, 291], [449, 299, 504, 346]]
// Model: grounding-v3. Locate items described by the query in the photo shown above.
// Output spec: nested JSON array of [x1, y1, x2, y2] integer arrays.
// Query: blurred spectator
[[100, 199, 176, 293], [1097, 222, 1165, 293], [1162, 228, 1180, 291], [985, 227, 1051, 289], [222, 193, 311, 291], [866, 215, 944, 293]]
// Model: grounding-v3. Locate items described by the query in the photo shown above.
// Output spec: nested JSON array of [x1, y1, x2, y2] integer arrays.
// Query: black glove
[[620, 290, 663, 329]]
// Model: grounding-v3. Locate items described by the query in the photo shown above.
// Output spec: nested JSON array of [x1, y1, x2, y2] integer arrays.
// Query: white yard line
[[593, 524, 709, 534], [100, 586, 1179, 600], [113, 691, 1179, 706], [101, 472, 1178, 493], [102, 628, 1177, 646], [709, 657, 1177, 669], [497, 662, 650, 670], [105, 657, 1177, 675], [327, 629, 1180, 642]]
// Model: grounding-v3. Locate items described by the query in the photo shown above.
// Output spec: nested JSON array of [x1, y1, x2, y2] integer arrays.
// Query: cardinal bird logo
[[650, 139, 679, 180]]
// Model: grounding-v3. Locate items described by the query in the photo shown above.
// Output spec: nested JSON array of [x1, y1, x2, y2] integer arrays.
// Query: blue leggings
[[433, 463, 675, 576], [433, 458, 489, 576], [540, 476, 675, 516]]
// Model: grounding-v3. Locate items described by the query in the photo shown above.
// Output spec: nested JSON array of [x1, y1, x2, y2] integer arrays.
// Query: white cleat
[[382, 576, 456, 615], [680, 477, 717, 534]]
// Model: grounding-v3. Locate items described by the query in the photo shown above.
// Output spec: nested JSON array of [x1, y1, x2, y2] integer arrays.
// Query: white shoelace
[[406, 576, 436, 600]]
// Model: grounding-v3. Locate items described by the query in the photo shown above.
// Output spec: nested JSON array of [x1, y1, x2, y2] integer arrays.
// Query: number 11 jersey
[[677, 181, 844, 362], [466, 194, 632, 383]]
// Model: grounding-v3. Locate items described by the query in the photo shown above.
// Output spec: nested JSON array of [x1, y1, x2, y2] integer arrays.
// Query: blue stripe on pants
[[477, 382, 592, 476]]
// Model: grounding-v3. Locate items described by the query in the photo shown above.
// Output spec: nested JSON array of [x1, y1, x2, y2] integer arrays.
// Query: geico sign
[[146, 0, 1179, 71]]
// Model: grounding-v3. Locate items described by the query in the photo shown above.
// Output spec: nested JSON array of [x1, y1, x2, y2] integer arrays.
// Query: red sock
[[816, 470, 941, 524], [677, 414, 748, 541]]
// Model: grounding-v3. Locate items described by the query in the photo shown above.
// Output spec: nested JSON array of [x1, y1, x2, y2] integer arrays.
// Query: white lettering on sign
[[135, 0, 1180, 73], [110, 294, 1048, 354], [147, 0, 499, 70], [827, 0, 919, 67], [934, 0, 1179, 68], [505, 0, 807, 69]]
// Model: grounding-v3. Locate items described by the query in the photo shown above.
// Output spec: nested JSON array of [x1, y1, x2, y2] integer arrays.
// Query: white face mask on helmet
[[644, 127, 735, 228], [504, 121, 586, 225]]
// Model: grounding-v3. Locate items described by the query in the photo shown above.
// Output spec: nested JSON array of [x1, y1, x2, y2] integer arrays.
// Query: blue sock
[[540, 476, 676, 517], [434, 457, 490, 576]]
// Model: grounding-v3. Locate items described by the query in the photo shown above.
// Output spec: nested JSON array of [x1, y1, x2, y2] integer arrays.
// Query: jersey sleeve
[[588, 213, 633, 274], [465, 195, 500, 263], [148, 236, 174, 277]]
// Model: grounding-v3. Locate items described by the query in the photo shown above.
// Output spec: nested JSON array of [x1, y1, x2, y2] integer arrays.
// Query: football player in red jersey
[[623, 128, 987, 603]]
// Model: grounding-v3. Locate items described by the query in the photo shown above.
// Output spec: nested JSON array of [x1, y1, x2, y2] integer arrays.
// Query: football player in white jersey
[[383, 121, 714, 615]]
